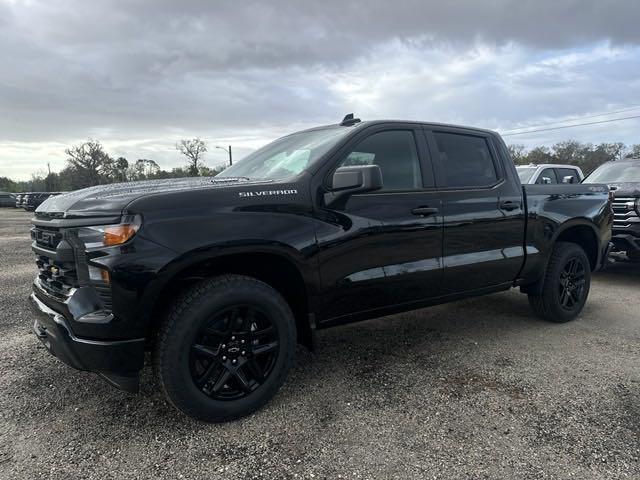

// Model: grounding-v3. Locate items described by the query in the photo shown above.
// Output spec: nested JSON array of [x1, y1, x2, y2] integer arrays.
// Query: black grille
[[35, 255, 78, 299], [31, 223, 113, 312], [31, 225, 63, 250]]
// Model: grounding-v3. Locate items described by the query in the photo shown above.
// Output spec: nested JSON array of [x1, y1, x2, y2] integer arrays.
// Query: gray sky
[[1, 0, 640, 180]]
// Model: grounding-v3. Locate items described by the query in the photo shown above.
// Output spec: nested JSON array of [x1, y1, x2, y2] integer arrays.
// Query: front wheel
[[528, 242, 591, 323], [154, 275, 296, 422]]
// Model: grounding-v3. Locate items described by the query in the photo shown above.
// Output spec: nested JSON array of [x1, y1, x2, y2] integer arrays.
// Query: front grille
[[35, 255, 78, 300], [31, 224, 113, 312], [612, 197, 639, 231], [31, 225, 76, 298], [31, 225, 63, 250]]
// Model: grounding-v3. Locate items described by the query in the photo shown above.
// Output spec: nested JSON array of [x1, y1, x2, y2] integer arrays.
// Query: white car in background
[[516, 164, 584, 184]]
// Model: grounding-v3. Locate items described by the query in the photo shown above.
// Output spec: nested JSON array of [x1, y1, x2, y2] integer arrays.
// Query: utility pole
[[46, 162, 52, 191], [215, 145, 233, 167]]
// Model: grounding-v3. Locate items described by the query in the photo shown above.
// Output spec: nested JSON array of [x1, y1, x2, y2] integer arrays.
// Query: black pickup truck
[[29, 116, 612, 422]]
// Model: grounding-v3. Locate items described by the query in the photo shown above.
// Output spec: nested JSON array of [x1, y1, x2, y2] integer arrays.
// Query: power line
[[501, 105, 640, 133], [501, 114, 640, 137]]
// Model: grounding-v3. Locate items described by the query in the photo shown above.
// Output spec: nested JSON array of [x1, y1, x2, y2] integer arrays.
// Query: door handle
[[499, 200, 520, 211], [411, 206, 439, 216]]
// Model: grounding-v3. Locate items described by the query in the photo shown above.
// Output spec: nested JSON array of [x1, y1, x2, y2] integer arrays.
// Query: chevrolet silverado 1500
[[29, 115, 612, 421]]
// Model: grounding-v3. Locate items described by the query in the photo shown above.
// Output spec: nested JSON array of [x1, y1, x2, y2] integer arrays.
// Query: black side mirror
[[562, 175, 575, 184], [324, 165, 383, 207]]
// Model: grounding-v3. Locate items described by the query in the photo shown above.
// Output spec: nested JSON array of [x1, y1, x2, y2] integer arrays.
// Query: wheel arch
[[147, 249, 316, 349], [552, 220, 599, 270], [521, 220, 600, 296]]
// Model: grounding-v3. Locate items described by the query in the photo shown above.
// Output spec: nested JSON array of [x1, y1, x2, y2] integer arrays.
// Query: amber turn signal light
[[100, 268, 111, 284], [103, 224, 139, 246]]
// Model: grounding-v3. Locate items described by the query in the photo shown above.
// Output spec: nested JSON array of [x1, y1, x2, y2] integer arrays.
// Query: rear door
[[425, 127, 525, 294], [316, 124, 444, 321]]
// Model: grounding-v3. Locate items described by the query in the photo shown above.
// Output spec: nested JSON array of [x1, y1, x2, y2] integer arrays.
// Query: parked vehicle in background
[[0, 192, 16, 207], [15, 193, 25, 208], [583, 158, 640, 262], [28, 116, 612, 422], [22, 192, 63, 211], [516, 164, 584, 184]]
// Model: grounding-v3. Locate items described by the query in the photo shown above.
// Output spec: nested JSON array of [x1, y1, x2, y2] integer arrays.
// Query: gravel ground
[[0, 207, 639, 479]]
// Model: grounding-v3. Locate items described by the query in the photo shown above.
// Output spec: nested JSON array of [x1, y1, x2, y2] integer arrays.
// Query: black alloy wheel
[[154, 275, 296, 422], [558, 257, 587, 310], [189, 306, 279, 400], [528, 241, 591, 323]]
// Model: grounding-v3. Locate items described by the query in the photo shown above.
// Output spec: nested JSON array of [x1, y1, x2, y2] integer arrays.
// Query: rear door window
[[431, 132, 499, 188]]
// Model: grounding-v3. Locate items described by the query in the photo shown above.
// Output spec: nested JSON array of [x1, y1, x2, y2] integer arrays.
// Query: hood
[[608, 182, 640, 198], [35, 176, 264, 219]]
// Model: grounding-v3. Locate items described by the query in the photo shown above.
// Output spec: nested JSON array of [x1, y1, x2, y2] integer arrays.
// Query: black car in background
[[0, 192, 16, 207], [584, 158, 640, 262], [22, 192, 65, 211]]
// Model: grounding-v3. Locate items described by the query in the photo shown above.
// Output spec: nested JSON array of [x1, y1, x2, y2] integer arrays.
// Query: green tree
[[64, 140, 114, 188], [526, 146, 554, 164]]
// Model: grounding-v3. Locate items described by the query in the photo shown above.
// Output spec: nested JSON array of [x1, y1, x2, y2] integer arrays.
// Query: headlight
[[76, 215, 141, 249]]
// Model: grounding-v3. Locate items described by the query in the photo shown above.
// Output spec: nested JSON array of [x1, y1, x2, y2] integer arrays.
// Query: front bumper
[[29, 291, 145, 392], [611, 233, 640, 256]]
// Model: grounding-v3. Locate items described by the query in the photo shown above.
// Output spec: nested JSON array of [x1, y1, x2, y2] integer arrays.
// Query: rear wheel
[[528, 242, 591, 323], [154, 275, 296, 422]]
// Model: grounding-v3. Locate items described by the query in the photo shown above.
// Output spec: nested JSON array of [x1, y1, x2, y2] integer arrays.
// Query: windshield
[[218, 127, 355, 181], [584, 161, 640, 183], [516, 167, 536, 183]]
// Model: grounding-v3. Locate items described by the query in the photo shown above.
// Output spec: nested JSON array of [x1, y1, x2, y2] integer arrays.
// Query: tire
[[528, 242, 591, 323], [153, 274, 296, 422]]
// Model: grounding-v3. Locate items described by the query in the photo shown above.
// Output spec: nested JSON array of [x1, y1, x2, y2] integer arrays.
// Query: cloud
[[1, 0, 639, 179]]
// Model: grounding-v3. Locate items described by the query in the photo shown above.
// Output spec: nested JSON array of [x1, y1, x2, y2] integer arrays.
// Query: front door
[[315, 125, 444, 323]]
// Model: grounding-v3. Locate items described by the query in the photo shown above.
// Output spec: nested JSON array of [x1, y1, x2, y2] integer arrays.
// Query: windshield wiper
[[213, 176, 252, 182]]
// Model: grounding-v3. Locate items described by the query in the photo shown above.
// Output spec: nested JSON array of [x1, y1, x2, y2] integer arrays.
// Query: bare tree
[[176, 138, 207, 175], [507, 144, 526, 164]]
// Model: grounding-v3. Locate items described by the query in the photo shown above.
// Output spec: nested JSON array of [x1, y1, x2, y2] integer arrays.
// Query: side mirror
[[324, 165, 383, 207], [541, 176, 552, 184], [562, 175, 575, 184]]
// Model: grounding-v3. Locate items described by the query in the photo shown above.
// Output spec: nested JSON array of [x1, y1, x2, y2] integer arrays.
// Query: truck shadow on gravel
[[594, 261, 640, 286]]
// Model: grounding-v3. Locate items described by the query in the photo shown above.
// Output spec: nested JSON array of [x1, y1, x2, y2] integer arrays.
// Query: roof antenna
[[340, 113, 361, 126]]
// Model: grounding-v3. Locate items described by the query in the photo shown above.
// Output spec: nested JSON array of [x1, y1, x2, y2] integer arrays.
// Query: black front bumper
[[611, 233, 640, 255], [29, 291, 145, 392]]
